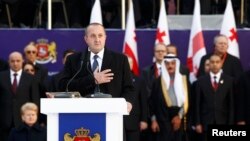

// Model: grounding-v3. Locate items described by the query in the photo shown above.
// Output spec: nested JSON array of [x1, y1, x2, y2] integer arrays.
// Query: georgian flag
[[187, 0, 206, 83], [123, 0, 139, 75], [220, 0, 239, 58], [155, 0, 170, 45], [90, 0, 102, 24]]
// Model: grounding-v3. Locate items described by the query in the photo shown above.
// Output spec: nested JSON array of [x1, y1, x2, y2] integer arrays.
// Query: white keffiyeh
[[161, 54, 185, 107]]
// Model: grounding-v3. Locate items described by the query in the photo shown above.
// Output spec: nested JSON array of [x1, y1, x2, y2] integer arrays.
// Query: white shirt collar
[[10, 69, 22, 76], [10, 69, 22, 85], [156, 62, 161, 69], [209, 69, 222, 82], [89, 48, 104, 59], [89, 48, 105, 70]]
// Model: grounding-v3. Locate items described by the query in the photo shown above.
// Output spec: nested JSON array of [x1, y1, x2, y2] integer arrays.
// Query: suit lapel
[[216, 74, 224, 93], [205, 75, 214, 92], [16, 72, 25, 95], [101, 49, 112, 71], [6, 71, 13, 93], [100, 49, 113, 93]]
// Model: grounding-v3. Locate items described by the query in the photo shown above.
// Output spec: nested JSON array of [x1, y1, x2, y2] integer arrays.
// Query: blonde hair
[[21, 102, 38, 115]]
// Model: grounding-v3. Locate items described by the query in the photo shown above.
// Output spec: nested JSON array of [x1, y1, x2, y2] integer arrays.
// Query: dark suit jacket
[[142, 63, 157, 98], [59, 48, 135, 102], [8, 123, 46, 141], [235, 70, 250, 124], [195, 74, 234, 129], [0, 59, 8, 72], [0, 70, 40, 139], [124, 74, 148, 131], [34, 63, 48, 84], [197, 53, 243, 79], [48, 71, 63, 92]]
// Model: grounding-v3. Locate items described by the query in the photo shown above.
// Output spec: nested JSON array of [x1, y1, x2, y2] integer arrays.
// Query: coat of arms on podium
[[64, 127, 101, 141]]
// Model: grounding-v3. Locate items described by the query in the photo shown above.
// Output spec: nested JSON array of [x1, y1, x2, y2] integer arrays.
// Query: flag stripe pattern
[[220, 0, 239, 58], [123, 0, 139, 75], [155, 0, 170, 45], [187, 0, 206, 83]]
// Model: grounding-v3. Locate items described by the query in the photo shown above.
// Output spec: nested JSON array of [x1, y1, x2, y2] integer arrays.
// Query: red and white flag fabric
[[123, 0, 139, 75], [187, 0, 206, 83], [90, 0, 102, 24], [220, 0, 239, 58], [155, 0, 170, 45]]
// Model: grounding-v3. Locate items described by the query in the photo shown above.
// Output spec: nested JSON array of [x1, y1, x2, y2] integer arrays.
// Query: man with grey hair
[[197, 34, 243, 78]]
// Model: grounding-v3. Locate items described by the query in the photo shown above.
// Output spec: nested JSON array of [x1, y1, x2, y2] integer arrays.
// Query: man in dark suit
[[197, 34, 243, 79], [0, 52, 40, 141], [124, 56, 148, 141], [141, 43, 167, 141], [195, 54, 234, 141], [235, 70, 250, 125], [59, 23, 134, 111], [142, 43, 167, 98], [23, 42, 48, 98], [24, 42, 48, 84]]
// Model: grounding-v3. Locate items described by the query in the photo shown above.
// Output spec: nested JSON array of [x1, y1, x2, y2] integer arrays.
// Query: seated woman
[[8, 102, 46, 141]]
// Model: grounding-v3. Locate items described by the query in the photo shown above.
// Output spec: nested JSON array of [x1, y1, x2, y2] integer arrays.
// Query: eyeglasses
[[155, 50, 165, 53], [26, 51, 37, 54]]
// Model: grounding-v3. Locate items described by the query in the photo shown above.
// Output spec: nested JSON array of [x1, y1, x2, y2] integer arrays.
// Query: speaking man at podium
[[59, 23, 134, 113]]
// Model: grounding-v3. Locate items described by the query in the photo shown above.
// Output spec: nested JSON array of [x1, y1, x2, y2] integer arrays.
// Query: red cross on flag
[[123, 0, 139, 75], [90, 0, 102, 24], [155, 0, 170, 45], [220, 0, 239, 58], [187, 0, 206, 83]]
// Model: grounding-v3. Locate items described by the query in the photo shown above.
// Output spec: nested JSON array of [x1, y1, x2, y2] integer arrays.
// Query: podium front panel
[[41, 98, 127, 141], [59, 113, 106, 141]]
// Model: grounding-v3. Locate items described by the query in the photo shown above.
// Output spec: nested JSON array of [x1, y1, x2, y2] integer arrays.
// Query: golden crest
[[25, 38, 58, 64], [64, 127, 101, 141]]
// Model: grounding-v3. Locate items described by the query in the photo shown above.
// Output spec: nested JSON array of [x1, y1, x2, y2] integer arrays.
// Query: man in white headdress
[[150, 54, 189, 141]]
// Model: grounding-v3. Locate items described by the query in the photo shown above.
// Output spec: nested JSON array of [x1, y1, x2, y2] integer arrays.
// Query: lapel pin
[[220, 80, 224, 84]]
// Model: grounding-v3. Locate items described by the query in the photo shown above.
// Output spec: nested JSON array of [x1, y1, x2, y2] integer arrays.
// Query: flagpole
[[240, 0, 244, 24], [177, 0, 180, 14], [122, 0, 125, 29], [48, 0, 52, 30]]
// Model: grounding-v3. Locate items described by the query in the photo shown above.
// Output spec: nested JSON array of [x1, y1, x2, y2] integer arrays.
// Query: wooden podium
[[41, 98, 128, 141]]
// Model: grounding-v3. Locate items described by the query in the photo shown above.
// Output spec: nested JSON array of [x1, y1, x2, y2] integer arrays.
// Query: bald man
[[0, 52, 40, 141]]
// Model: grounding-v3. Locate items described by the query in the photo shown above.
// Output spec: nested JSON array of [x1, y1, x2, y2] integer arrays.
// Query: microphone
[[65, 53, 85, 93], [85, 61, 112, 98], [50, 53, 84, 98]]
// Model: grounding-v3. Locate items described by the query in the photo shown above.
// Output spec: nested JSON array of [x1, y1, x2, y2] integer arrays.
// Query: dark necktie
[[92, 55, 99, 72], [213, 76, 218, 91], [12, 73, 17, 94]]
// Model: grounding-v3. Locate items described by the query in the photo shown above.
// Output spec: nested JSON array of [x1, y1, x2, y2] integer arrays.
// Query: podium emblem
[[64, 127, 101, 141]]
